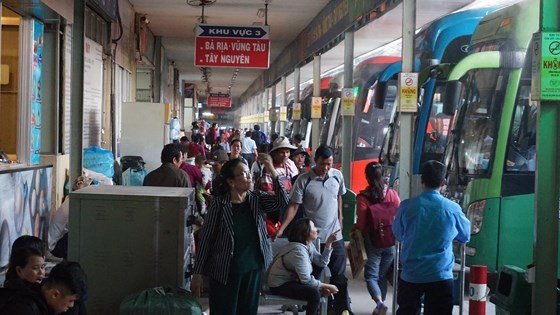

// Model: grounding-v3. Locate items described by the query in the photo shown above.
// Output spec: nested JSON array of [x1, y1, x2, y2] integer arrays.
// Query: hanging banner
[[195, 24, 270, 68], [270, 109, 278, 122], [293, 102, 301, 120], [398, 72, 418, 112], [280, 106, 287, 121], [311, 97, 322, 119], [538, 32, 560, 100], [83, 38, 104, 147], [207, 93, 232, 107], [30, 20, 44, 164], [341, 88, 355, 116]]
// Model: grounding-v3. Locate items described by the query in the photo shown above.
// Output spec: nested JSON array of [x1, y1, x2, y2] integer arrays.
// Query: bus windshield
[[451, 68, 506, 177]]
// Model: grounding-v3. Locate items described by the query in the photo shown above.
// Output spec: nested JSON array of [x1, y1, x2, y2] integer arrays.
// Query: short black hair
[[44, 261, 88, 299], [193, 133, 204, 144], [293, 134, 303, 142], [230, 138, 241, 146], [161, 143, 182, 164], [12, 235, 45, 256], [421, 160, 446, 188], [257, 143, 270, 153], [180, 136, 189, 143], [253, 124, 261, 131], [314, 145, 334, 160], [288, 218, 312, 245]]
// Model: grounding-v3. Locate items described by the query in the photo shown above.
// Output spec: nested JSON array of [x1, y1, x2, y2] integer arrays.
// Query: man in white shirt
[[241, 131, 258, 168]]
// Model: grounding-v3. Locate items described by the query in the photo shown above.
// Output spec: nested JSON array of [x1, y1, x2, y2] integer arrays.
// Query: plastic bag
[[120, 286, 202, 315], [82, 169, 114, 185], [83, 146, 114, 178], [122, 168, 148, 186]]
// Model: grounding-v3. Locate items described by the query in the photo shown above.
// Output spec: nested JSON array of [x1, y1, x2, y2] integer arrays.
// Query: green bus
[[441, 0, 542, 274]]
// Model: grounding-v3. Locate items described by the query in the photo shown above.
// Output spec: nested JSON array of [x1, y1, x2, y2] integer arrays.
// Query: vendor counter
[[0, 163, 53, 268]]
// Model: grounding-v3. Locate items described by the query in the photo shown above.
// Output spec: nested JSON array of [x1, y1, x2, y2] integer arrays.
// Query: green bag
[[120, 286, 202, 315]]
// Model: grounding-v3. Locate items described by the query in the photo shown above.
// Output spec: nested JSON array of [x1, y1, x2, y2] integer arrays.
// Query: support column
[[280, 76, 287, 136], [533, 0, 559, 313], [342, 31, 354, 183], [263, 89, 269, 132], [398, 0, 416, 200], [70, 0, 85, 182], [312, 54, 321, 153], [270, 84, 277, 134], [293, 67, 301, 136]]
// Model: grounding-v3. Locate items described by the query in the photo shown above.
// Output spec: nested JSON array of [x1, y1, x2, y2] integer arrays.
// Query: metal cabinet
[[68, 185, 195, 315]]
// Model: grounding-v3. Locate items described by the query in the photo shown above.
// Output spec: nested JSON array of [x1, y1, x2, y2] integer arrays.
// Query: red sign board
[[195, 24, 270, 68], [207, 93, 232, 108]]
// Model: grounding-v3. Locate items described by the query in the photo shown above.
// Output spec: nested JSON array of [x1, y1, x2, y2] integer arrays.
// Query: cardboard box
[[346, 230, 368, 278]]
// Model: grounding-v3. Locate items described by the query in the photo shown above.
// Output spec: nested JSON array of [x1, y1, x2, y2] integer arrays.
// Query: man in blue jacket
[[392, 160, 470, 315]]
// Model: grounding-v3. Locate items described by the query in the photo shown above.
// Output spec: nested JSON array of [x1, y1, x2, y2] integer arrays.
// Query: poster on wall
[[30, 20, 44, 164], [63, 26, 72, 154], [83, 38, 104, 148], [0, 167, 53, 268]]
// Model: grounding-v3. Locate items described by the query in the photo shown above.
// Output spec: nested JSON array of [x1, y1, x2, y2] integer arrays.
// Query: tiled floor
[[257, 262, 497, 315]]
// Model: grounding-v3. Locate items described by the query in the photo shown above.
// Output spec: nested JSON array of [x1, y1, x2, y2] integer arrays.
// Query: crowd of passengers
[[0, 120, 470, 315], [144, 121, 469, 315]]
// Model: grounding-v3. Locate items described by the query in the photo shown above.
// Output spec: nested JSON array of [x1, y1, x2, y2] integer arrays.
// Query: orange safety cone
[[469, 265, 488, 315]]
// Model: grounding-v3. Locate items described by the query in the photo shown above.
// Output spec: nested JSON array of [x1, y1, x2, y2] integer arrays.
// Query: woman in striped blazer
[[194, 155, 289, 315]]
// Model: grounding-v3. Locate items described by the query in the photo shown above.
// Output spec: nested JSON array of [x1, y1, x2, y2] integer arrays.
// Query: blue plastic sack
[[83, 146, 115, 178], [122, 168, 147, 186]]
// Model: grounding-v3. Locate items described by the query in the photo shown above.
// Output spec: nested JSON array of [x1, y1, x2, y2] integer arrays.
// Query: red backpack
[[368, 188, 399, 248]]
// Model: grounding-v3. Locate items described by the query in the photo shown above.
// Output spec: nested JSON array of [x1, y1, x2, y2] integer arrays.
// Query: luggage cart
[[392, 242, 467, 314]]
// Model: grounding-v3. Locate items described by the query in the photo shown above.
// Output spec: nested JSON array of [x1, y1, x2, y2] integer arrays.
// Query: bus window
[[355, 85, 397, 161], [455, 68, 506, 176], [506, 87, 536, 172]]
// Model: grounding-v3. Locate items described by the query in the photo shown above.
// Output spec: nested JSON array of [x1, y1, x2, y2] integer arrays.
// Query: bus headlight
[[467, 200, 486, 235]]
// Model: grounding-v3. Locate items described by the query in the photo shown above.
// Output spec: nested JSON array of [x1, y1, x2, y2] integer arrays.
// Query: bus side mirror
[[373, 81, 388, 109], [443, 81, 462, 116]]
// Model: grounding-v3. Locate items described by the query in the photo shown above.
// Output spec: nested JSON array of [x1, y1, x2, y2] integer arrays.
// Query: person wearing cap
[[291, 146, 310, 175], [256, 136, 299, 236], [292, 134, 311, 168], [208, 149, 229, 196]]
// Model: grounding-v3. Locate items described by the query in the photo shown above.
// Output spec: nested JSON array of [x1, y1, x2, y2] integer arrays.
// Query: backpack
[[252, 130, 267, 146], [367, 188, 399, 248]]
